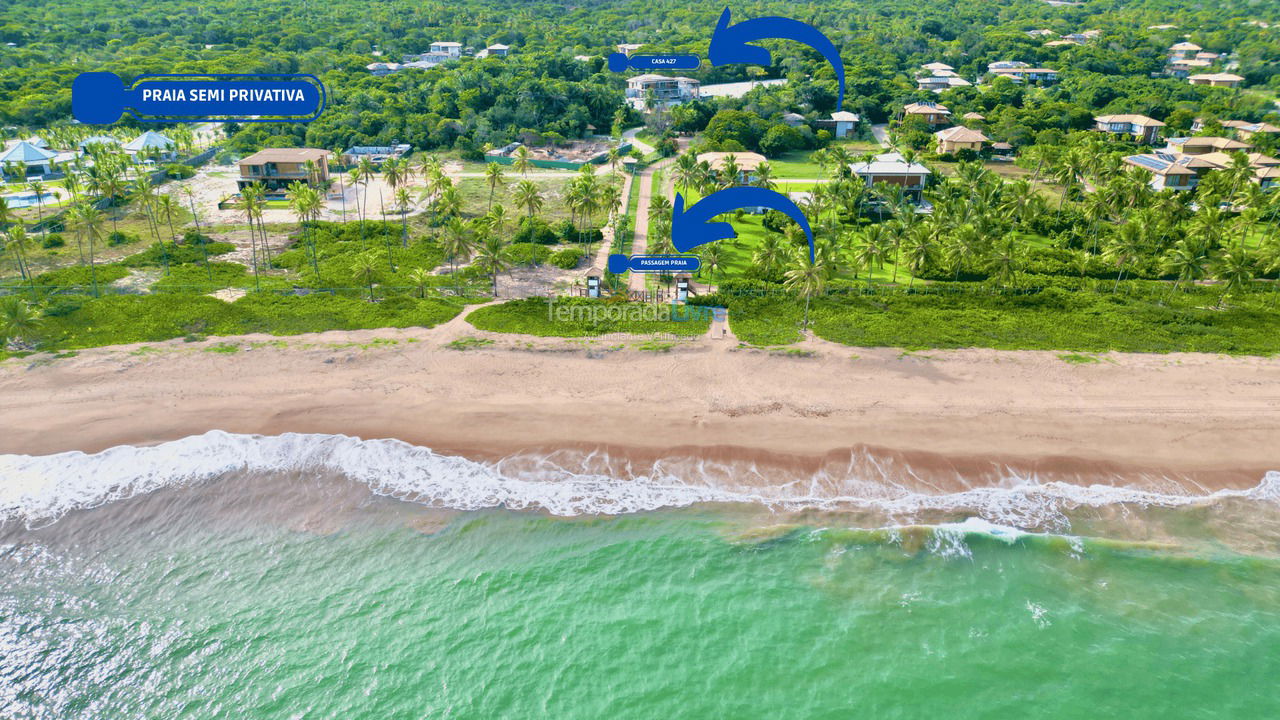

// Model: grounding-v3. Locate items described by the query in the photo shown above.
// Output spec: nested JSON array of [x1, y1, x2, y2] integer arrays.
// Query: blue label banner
[[608, 254, 701, 274], [608, 53, 702, 72], [72, 72, 326, 124]]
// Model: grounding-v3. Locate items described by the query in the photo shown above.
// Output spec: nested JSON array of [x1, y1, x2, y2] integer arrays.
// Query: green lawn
[[694, 281, 1280, 353]]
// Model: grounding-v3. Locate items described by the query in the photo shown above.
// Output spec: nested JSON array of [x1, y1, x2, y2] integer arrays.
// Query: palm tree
[[753, 233, 785, 278], [484, 162, 506, 212], [1163, 238, 1209, 294], [753, 162, 776, 192], [513, 180, 543, 217], [131, 176, 170, 274], [242, 183, 265, 289], [5, 226, 32, 285], [72, 202, 105, 297], [407, 267, 433, 298], [0, 296, 39, 349], [356, 156, 376, 224], [395, 186, 412, 249], [986, 235, 1022, 287], [1054, 147, 1089, 210], [435, 185, 462, 218], [286, 182, 322, 280], [784, 248, 827, 331], [1104, 223, 1146, 291], [512, 146, 532, 177], [441, 218, 474, 295], [473, 231, 510, 297], [351, 253, 381, 301], [1212, 245, 1255, 308], [902, 223, 936, 288], [673, 152, 701, 197], [700, 243, 724, 284], [25, 178, 47, 245]]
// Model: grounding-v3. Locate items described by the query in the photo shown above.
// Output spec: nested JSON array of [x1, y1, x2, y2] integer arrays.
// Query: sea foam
[[1, 431, 1277, 527]]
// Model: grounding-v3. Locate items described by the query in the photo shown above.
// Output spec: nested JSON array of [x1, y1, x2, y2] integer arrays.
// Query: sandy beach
[[2, 308, 1279, 493]]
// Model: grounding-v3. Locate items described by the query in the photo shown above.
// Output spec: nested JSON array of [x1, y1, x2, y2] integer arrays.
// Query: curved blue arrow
[[673, 187, 814, 262], [708, 7, 846, 109]]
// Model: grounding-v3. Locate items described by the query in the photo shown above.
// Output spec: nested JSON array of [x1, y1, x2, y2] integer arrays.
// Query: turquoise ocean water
[[2, 433, 1278, 719]]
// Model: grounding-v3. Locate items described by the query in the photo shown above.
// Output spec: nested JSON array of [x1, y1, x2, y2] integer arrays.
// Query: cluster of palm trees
[[645, 140, 1280, 324], [3, 144, 197, 297]]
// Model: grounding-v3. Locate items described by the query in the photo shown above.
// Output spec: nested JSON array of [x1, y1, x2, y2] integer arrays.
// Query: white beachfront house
[[625, 74, 700, 111]]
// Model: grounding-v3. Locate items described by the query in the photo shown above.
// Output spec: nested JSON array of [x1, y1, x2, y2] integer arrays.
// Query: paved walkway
[[870, 123, 892, 148]]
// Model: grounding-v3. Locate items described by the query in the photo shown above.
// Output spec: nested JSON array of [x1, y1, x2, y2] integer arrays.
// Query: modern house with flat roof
[[989, 66, 1060, 84], [1094, 114, 1166, 144], [917, 75, 972, 92], [341, 144, 411, 166], [849, 152, 931, 202], [935, 126, 990, 154], [429, 41, 462, 58], [902, 101, 951, 127], [625, 74, 699, 111], [237, 148, 331, 191], [1188, 73, 1243, 88], [477, 44, 510, 58], [817, 111, 860, 139], [616, 43, 644, 56]]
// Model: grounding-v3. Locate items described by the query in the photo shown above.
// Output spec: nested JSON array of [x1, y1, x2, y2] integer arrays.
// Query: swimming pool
[[1, 191, 58, 208]]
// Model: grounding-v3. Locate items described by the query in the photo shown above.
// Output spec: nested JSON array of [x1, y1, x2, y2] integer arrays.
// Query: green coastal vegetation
[[3, 0, 1280, 356]]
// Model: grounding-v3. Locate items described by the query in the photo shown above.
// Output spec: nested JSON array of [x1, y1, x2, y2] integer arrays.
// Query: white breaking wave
[[0, 431, 1277, 527]]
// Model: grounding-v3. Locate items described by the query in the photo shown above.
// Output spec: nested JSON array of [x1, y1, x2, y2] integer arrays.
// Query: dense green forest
[[3, 0, 1280, 153], [3, 0, 1280, 356]]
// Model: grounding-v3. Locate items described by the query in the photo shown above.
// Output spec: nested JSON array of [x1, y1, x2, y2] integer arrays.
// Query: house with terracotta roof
[[237, 148, 331, 191], [962, 112, 986, 122], [1188, 73, 1243, 88], [1165, 136, 1252, 155], [1168, 41, 1202, 59], [697, 152, 767, 185], [935, 126, 990, 154], [1166, 58, 1212, 78], [902, 101, 951, 127], [1094, 114, 1165, 144], [1220, 120, 1280, 141], [920, 62, 954, 73]]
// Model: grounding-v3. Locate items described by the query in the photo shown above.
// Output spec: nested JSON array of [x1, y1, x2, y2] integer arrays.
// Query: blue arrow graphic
[[672, 187, 815, 262], [708, 7, 846, 109]]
